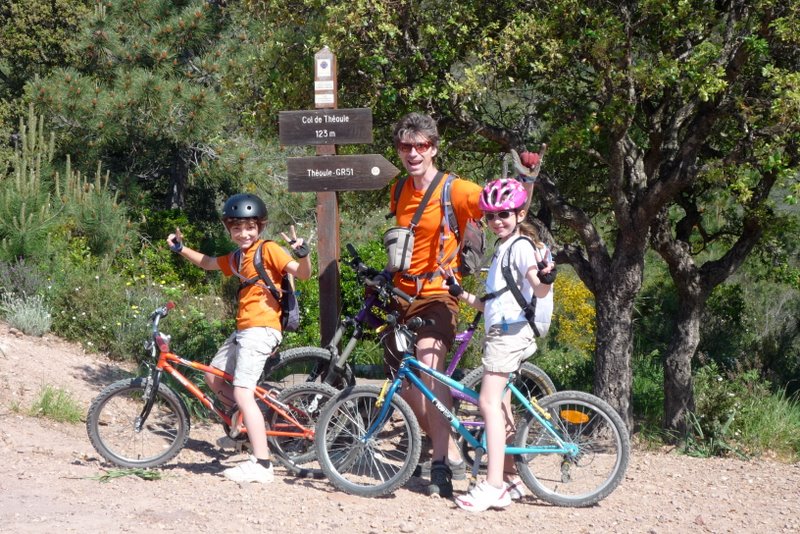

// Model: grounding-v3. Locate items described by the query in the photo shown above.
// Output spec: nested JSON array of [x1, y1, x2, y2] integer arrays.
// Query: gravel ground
[[1, 323, 799, 534]]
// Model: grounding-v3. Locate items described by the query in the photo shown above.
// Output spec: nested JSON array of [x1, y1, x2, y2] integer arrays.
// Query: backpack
[[484, 236, 554, 337], [231, 241, 300, 332], [389, 173, 487, 276]]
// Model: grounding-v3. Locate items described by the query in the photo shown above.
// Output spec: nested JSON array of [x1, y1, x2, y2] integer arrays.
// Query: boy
[[166, 193, 311, 483]]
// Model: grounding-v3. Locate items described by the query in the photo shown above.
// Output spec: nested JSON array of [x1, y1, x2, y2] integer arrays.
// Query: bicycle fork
[[135, 367, 163, 433]]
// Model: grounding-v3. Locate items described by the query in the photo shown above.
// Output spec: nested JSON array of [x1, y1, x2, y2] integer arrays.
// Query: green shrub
[[736, 388, 800, 459], [29, 386, 83, 423], [0, 258, 47, 297], [48, 254, 164, 360], [164, 296, 233, 364], [0, 293, 52, 336], [686, 362, 770, 457], [61, 162, 134, 259], [631, 350, 666, 430], [535, 345, 594, 392]]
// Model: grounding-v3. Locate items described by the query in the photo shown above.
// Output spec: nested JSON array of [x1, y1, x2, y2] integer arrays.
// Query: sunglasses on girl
[[397, 141, 433, 154], [484, 210, 516, 221]]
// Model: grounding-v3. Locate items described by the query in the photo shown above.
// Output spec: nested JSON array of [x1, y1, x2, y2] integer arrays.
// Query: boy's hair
[[392, 112, 440, 148], [224, 217, 266, 234]]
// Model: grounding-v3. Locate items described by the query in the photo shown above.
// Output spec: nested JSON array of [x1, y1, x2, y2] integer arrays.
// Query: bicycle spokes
[[514, 391, 629, 507]]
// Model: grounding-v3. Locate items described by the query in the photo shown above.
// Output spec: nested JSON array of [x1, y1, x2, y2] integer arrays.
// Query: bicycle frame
[[139, 309, 314, 442], [307, 244, 483, 388], [320, 288, 483, 394], [321, 289, 386, 377], [146, 354, 311, 441], [371, 355, 578, 457]]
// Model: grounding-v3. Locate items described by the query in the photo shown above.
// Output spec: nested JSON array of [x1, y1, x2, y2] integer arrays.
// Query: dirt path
[[1, 323, 799, 534]]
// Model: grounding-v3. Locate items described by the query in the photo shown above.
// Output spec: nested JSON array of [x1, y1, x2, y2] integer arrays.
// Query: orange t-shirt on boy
[[217, 239, 292, 331]]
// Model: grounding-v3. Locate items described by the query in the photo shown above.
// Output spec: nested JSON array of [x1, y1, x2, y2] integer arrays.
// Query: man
[[386, 112, 483, 498]]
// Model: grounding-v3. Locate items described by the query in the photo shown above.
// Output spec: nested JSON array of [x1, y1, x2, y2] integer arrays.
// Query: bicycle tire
[[315, 385, 422, 498], [261, 346, 356, 391], [267, 382, 339, 479], [514, 390, 630, 507], [456, 362, 557, 468], [86, 377, 190, 469]]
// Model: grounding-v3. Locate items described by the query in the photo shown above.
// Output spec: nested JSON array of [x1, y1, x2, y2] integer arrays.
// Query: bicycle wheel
[[267, 382, 339, 479], [86, 377, 190, 468], [315, 385, 422, 498], [261, 346, 355, 391], [456, 362, 556, 468], [514, 390, 630, 507]]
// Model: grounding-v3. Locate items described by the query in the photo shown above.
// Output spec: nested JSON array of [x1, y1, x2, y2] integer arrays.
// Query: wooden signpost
[[286, 155, 399, 192], [280, 46, 400, 345], [278, 108, 373, 146]]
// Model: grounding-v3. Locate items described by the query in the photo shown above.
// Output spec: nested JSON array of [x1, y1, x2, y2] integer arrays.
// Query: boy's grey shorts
[[210, 327, 282, 389]]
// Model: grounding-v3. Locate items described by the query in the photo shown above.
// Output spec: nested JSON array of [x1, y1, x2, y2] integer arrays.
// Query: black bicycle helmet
[[221, 193, 267, 220]]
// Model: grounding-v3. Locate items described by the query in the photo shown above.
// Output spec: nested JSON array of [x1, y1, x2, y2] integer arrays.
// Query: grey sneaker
[[414, 458, 466, 481], [426, 460, 453, 498]]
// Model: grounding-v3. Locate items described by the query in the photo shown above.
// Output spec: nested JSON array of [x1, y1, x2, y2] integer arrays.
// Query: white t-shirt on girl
[[483, 235, 546, 333]]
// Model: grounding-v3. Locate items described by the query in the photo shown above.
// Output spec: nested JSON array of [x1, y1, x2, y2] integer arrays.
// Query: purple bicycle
[[260, 244, 556, 440]]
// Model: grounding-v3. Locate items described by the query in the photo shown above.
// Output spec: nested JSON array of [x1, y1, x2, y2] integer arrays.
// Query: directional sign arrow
[[287, 154, 400, 192], [279, 108, 373, 146]]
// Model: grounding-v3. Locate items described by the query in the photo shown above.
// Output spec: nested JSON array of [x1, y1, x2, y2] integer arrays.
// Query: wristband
[[445, 276, 463, 297], [170, 240, 183, 253], [537, 270, 557, 284]]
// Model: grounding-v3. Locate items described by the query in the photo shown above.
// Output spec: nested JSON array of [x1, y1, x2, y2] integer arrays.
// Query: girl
[[448, 178, 554, 512]]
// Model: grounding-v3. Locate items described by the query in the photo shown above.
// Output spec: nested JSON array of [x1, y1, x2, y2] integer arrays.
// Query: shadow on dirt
[[74, 362, 136, 390]]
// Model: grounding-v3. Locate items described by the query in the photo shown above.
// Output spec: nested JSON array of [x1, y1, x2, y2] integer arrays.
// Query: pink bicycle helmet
[[479, 178, 528, 211]]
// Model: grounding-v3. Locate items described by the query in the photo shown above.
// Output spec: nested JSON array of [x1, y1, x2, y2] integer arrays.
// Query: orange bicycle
[[86, 302, 336, 477]]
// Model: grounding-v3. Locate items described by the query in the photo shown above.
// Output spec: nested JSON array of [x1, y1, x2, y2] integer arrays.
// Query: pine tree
[[28, 0, 227, 209]]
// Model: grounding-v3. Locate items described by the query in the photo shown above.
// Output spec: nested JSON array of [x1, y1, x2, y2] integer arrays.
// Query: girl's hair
[[519, 220, 545, 249], [392, 112, 440, 148]]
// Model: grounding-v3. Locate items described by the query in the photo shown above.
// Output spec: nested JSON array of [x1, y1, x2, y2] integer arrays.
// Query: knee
[[479, 396, 502, 416]]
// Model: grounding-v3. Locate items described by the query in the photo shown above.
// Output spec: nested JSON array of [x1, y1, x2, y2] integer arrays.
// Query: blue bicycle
[[313, 317, 630, 505]]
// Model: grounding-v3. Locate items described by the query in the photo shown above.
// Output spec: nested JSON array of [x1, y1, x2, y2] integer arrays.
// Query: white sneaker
[[503, 477, 528, 500], [455, 481, 512, 513], [222, 455, 274, 484]]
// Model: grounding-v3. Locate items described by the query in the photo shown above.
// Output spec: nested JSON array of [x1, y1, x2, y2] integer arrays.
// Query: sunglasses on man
[[397, 141, 433, 154]]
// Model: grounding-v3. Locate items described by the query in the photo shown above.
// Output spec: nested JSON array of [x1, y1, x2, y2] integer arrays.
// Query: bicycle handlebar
[[405, 315, 435, 330], [149, 302, 175, 331], [344, 243, 413, 303]]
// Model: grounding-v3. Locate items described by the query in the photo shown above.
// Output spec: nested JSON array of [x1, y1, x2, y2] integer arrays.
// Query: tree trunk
[[662, 298, 702, 439], [168, 148, 188, 209], [594, 287, 637, 429]]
